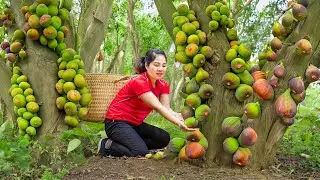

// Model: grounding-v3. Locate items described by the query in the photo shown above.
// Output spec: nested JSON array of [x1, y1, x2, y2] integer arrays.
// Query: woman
[[98, 49, 195, 157]]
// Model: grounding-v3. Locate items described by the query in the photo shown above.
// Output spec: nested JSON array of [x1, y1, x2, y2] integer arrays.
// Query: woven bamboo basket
[[85, 74, 133, 122]]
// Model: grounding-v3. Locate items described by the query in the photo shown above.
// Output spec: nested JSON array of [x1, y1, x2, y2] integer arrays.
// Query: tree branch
[[173, 73, 185, 106], [154, 0, 176, 41], [128, 0, 140, 67], [80, 0, 114, 72], [233, 0, 253, 19], [232, 0, 239, 17], [106, 32, 129, 73]]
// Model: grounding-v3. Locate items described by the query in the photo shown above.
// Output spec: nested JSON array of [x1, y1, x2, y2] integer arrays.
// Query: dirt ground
[[64, 155, 320, 180]]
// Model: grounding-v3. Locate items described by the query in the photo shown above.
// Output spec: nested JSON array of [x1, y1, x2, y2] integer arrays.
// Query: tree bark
[[0, 62, 13, 118], [77, 0, 98, 50], [128, 0, 140, 66], [154, 0, 176, 40], [160, 0, 320, 169], [79, 0, 114, 72]]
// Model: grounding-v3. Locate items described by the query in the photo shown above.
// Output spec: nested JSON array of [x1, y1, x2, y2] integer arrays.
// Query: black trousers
[[104, 119, 170, 157]]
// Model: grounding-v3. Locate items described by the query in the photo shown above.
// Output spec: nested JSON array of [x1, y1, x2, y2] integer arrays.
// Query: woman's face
[[146, 55, 167, 80]]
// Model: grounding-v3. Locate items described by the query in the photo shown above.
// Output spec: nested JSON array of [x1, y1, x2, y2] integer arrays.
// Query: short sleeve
[[130, 77, 151, 97], [160, 80, 170, 94]]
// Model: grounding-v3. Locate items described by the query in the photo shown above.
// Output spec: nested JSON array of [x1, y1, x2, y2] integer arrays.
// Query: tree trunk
[[77, 0, 98, 50], [0, 0, 113, 136], [154, 0, 176, 40], [79, 0, 114, 72], [159, 0, 320, 169], [117, 50, 126, 74]]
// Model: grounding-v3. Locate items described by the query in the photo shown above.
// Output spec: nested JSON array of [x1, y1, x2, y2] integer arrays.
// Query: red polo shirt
[[105, 72, 170, 126]]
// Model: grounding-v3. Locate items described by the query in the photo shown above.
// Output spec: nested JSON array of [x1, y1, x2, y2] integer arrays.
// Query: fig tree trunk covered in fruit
[[157, 0, 320, 169], [0, 0, 113, 136]]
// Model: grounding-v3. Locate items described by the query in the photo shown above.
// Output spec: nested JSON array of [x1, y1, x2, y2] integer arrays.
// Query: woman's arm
[[159, 94, 184, 121], [159, 94, 170, 109], [140, 92, 195, 132]]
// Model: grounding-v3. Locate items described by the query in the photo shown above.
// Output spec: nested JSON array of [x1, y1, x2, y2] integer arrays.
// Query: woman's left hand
[[173, 112, 184, 122], [179, 123, 197, 132]]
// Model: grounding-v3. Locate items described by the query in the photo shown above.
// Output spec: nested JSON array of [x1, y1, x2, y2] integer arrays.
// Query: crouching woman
[[98, 49, 195, 157]]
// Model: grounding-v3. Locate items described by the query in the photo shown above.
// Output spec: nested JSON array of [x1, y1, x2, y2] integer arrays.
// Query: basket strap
[[113, 75, 138, 83]]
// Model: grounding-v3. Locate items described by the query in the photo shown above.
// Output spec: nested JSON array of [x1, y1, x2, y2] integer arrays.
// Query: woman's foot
[[97, 138, 112, 156]]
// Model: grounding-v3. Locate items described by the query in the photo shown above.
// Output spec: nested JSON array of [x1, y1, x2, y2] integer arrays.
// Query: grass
[[145, 112, 186, 139]]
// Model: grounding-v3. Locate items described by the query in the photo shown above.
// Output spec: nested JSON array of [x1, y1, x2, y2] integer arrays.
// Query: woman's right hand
[[179, 122, 197, 132]]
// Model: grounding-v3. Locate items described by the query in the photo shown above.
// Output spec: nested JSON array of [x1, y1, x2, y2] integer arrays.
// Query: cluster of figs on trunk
[[216, 1, 260, 166], [1, 29, 28, 66], [167, 3, 214, 161], [205, 0, 235, 31], [269, 61, 285, 88], [275, 64, 320, 125], [55, 48, 92, 128], [221, 102, 260, 166], [167, 129, 208, 161], [222, 30, 253, 102], [21, 0, 71, 54], [9, 66, 42, 140], [258, 0, 311, 69], [215, 0, 254, 102], [0, 6, 14, 27]]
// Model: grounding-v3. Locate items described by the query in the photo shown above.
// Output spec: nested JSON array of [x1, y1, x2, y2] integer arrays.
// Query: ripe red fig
[[305, 64, 320, 82], [289, 76, 304, 94], [295, 39, 312, 56], [181, 106, 194, 120], [6, 53, 16, 63], [274, 61, 286, 78], [270, 37, 282, 52], [253, 79, 274, 100], [275, 89, 297, 118], [233, 147, 252, 166], [185, 142, 205, 159], [238, 127, 257, 147], [186, 130, 203, 142], [269, 75, 279, 88], [252, 71, 267, 82], [1, 41, 9, 50], [292, 3, 307, 21]]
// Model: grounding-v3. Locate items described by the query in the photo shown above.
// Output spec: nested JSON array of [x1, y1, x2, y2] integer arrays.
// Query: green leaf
[[0, 119, 14, 139], [97, 130, 107, 138], [67, 139, 81, 154]]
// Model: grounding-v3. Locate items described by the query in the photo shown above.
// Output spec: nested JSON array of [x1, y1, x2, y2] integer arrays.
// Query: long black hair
[[135, 49, 167, 74]]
